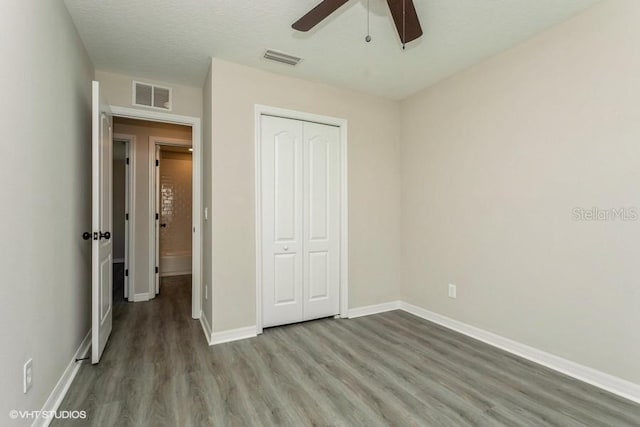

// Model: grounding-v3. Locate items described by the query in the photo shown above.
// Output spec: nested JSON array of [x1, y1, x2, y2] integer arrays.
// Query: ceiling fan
[[292, 0, 423, 46]]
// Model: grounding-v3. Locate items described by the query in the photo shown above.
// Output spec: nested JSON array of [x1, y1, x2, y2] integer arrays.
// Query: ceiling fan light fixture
[[292, 0, 423, 47], [263, 49, 302, 66]]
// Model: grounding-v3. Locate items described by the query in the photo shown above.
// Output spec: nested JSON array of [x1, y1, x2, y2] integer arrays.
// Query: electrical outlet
[[448, 284, 457, 299], [23, 359, 33, 394]]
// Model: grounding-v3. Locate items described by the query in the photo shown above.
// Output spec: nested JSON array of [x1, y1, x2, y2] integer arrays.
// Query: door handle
[[283, 246, 289, 251], [160, 223, 167, 228], [99, 231, 111, 240], [82, 232, 92, 241]]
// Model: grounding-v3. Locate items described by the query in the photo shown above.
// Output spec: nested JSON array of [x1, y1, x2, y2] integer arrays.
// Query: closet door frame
[[255, 105, 349, 335]]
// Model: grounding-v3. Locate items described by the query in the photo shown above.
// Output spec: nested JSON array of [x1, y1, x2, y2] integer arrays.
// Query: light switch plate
[[23, 359, 33, 393], [448, 284, 457, 299]]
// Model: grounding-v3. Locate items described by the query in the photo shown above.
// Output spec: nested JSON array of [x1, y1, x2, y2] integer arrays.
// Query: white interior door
[[261, 116, 304, 328], [92, 81, 113, 364], [261, 116, 340, 328], [302, 122, 340, 321]]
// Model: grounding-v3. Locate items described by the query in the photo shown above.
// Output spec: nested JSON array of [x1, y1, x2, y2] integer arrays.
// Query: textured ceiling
[[64, 0, 599, 99]]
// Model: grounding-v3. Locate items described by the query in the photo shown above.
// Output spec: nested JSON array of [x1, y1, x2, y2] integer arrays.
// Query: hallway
[[54, 275, 205, 426]]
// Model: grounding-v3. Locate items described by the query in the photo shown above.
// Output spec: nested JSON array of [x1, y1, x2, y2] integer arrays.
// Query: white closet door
[[261, 116, 304, 328], [302, 122, 340, 321]]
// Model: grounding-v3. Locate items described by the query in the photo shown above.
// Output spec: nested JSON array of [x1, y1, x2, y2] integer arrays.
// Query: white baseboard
[[211, 326, 257, 345], [132, 293, 149, 302], [398, 302, 640, 405], [199, 312, 213, 345], [348, 301, 401, 318], [32, 330, 91, 427], [160, 271, 192, 278]]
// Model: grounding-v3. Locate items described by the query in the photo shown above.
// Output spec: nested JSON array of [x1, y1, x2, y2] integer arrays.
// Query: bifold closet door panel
[[302, 121, 341, 321], [261, 116, 305, 328]]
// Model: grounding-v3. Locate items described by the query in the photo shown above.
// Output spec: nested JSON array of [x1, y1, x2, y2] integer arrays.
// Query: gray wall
[[400, 0, 640, 384], [0, 0, 94, 422]]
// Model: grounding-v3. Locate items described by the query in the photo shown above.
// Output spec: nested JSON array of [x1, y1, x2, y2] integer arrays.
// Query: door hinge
[[125, 213, 129, 221], [156, 159, 159, 167], [125, 269, 129, 277], [155, 213, 159, 220], [155, 266, 159, 274], [126, 158, 130, 165]]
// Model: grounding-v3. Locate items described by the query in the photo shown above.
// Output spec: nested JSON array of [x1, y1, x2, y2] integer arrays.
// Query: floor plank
[[53, 275, 640, 426]]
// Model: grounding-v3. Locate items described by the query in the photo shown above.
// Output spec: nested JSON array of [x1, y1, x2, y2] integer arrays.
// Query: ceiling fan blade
[[386, 0, 423, 44], [292, 0, 350, 32]]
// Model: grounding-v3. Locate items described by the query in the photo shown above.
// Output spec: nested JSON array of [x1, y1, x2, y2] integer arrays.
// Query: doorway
[[151, 139, 193, 295], [255, 105, 349, 333], [112, 138, 133, 302], [110, 108, 202, 320]]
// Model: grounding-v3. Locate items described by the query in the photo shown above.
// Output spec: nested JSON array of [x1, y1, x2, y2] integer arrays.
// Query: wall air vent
[[132, 81, 172, 111], [263, 50, 302, 66]]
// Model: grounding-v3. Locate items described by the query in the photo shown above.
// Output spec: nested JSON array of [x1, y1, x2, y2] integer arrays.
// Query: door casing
[[113, 134, 136, 302], [254, 105, 349, 334]]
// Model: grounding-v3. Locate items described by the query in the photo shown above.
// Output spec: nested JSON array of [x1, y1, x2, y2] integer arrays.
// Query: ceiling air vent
[[132, 81, 172, 111], [264, 50, 302, 66]]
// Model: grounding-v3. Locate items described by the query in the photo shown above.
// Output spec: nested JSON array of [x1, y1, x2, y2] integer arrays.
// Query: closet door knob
[[82, 232, 92, 241], [283, 246, 289, 251]]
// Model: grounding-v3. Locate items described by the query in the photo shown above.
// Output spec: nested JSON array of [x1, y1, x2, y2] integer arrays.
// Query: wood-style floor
[[54, 275, 640, 426]]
